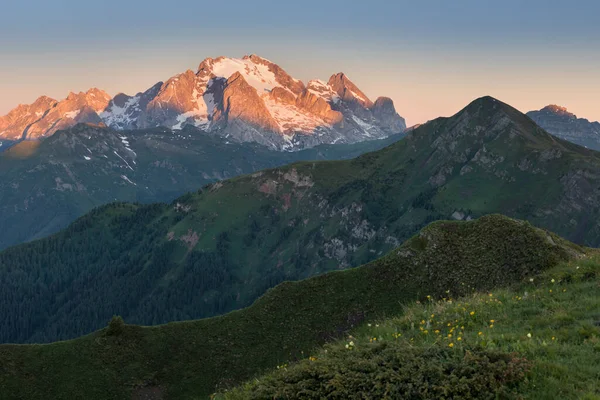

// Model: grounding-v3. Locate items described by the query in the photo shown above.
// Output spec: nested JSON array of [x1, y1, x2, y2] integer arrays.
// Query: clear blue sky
[[1, 0, 599, 125]]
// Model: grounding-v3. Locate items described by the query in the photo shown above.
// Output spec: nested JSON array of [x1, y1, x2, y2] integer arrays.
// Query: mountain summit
[[0, 89, 111, 140], [527, 105, 600, 150], [0, 55, 406, 150]]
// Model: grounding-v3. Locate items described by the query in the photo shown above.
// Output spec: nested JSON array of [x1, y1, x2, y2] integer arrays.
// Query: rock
[[269, 87, 296, 105], [295, 90, 343, 125], [372, 97, 406, 132], [527, 105, 600, 150], [244, 54, 305, 95], [213, 72, 281, 134], [327, 73, 374, 109]]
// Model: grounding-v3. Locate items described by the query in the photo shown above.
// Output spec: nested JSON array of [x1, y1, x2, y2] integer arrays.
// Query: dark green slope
[[0, 215, 586, 399], [3, 96, 600, 344], [0, 124, 403, 250]]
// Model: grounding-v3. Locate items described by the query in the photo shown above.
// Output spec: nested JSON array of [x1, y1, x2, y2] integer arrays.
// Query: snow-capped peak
[[1, 54, 406, 150]]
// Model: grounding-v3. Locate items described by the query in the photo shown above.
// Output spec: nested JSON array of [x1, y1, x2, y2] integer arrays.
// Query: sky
[[1, 0, 599, 126]]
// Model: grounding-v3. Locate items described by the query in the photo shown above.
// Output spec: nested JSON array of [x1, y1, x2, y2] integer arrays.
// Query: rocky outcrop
[[269, 87, 296, 105], [328, 72, 374, 109], [527, 105, 600, 150], [0, 96, 58, 140], [1, 89, 111, 140], [295, 90, 343, 125], [372, 97, 406, 132], [244, 54, 305, 95], [26, 90, 111, 139], [144, 70, 210, 130], [213, 72, 281, 136], [101, 82, 162, 130]]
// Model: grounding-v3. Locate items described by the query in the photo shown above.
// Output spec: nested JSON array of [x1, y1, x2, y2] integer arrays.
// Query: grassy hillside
[[0, 215, 588, 399], [225, 256, 600, 400], [3, 96, 600, 344], [0, 124, 403, 250]]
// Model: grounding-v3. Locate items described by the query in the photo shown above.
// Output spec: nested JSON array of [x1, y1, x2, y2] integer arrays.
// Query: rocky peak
[[2, 54, 407, 150], [295, 90, 343, 126], [539, 105, 576, 119], [0, 96, 58, 140], [101, 82, 163, 130], [306, 80, 340, 104], [243, 54, 305, 95], [527, 105, 600, 150], [213, 71, 280, 134], [327, 73, 374, 109], [372, 97, 406, 132]]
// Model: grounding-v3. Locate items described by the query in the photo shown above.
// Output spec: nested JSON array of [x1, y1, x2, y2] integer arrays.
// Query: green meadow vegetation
[[1, 215, 596, 399]]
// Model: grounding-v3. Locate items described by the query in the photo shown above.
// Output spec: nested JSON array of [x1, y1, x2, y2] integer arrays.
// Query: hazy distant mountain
[[527, 105, 600, 150], [0, 55, 406, 150]]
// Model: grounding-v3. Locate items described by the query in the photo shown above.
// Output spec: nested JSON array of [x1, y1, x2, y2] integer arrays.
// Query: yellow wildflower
[[448, 343, 454, 348]]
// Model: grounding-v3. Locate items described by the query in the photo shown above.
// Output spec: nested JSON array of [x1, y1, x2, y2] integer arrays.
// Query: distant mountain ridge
[[3, 96, 600, 345], [0, 55, 406, 150], [0, 124, 405, 251], [527, 105, 600, 150]]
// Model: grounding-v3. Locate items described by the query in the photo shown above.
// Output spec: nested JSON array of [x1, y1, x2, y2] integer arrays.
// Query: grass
[[0, 215, 589, 399], [224, 256, 600, 399]]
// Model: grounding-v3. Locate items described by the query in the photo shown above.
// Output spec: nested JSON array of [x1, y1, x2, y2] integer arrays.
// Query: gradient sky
[[1, 0, 599, 126]]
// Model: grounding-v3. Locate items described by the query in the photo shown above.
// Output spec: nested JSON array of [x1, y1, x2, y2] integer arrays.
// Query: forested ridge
[[3, 96, 600, 344]]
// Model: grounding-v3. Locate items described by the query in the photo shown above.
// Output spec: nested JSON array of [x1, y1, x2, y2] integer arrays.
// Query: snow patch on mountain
[[210, 57, 279, 95], [352, 115, 376, 136], [307, 80, 340, 104], [65, 110, 80, 119], [101, 96, 141, 127], [264, 97, 329, 134]]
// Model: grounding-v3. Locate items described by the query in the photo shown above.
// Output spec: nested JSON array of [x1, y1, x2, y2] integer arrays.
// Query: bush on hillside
[[106, 315, 125, 336], [225, 343, 531, 400]]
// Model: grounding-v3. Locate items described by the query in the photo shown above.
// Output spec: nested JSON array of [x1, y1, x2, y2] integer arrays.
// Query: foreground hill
[[225, 250, 600, 400], [0, 215, 588, 399], [3, 96, 600, 344], [0, 124, 403, 250]]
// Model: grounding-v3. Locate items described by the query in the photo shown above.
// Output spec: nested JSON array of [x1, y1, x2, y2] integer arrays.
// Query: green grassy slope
[[0, 215, 587, 399], [225, 256, 600, 400], [0, 124, 404, 251], [3, 96, 600, 344]]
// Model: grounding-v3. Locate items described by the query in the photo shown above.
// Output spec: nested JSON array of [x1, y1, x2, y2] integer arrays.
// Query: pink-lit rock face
[[0, 55, 406, 150], [0, 89, 110, 140], [0, 96, 58, 140]]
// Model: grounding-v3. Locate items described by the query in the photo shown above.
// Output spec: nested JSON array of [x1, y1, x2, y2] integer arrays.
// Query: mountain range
[[2, 95, 600, 345], [0, 55, 406, 150], [528, 104, 600, 150], [0, 124, 404, 251]]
